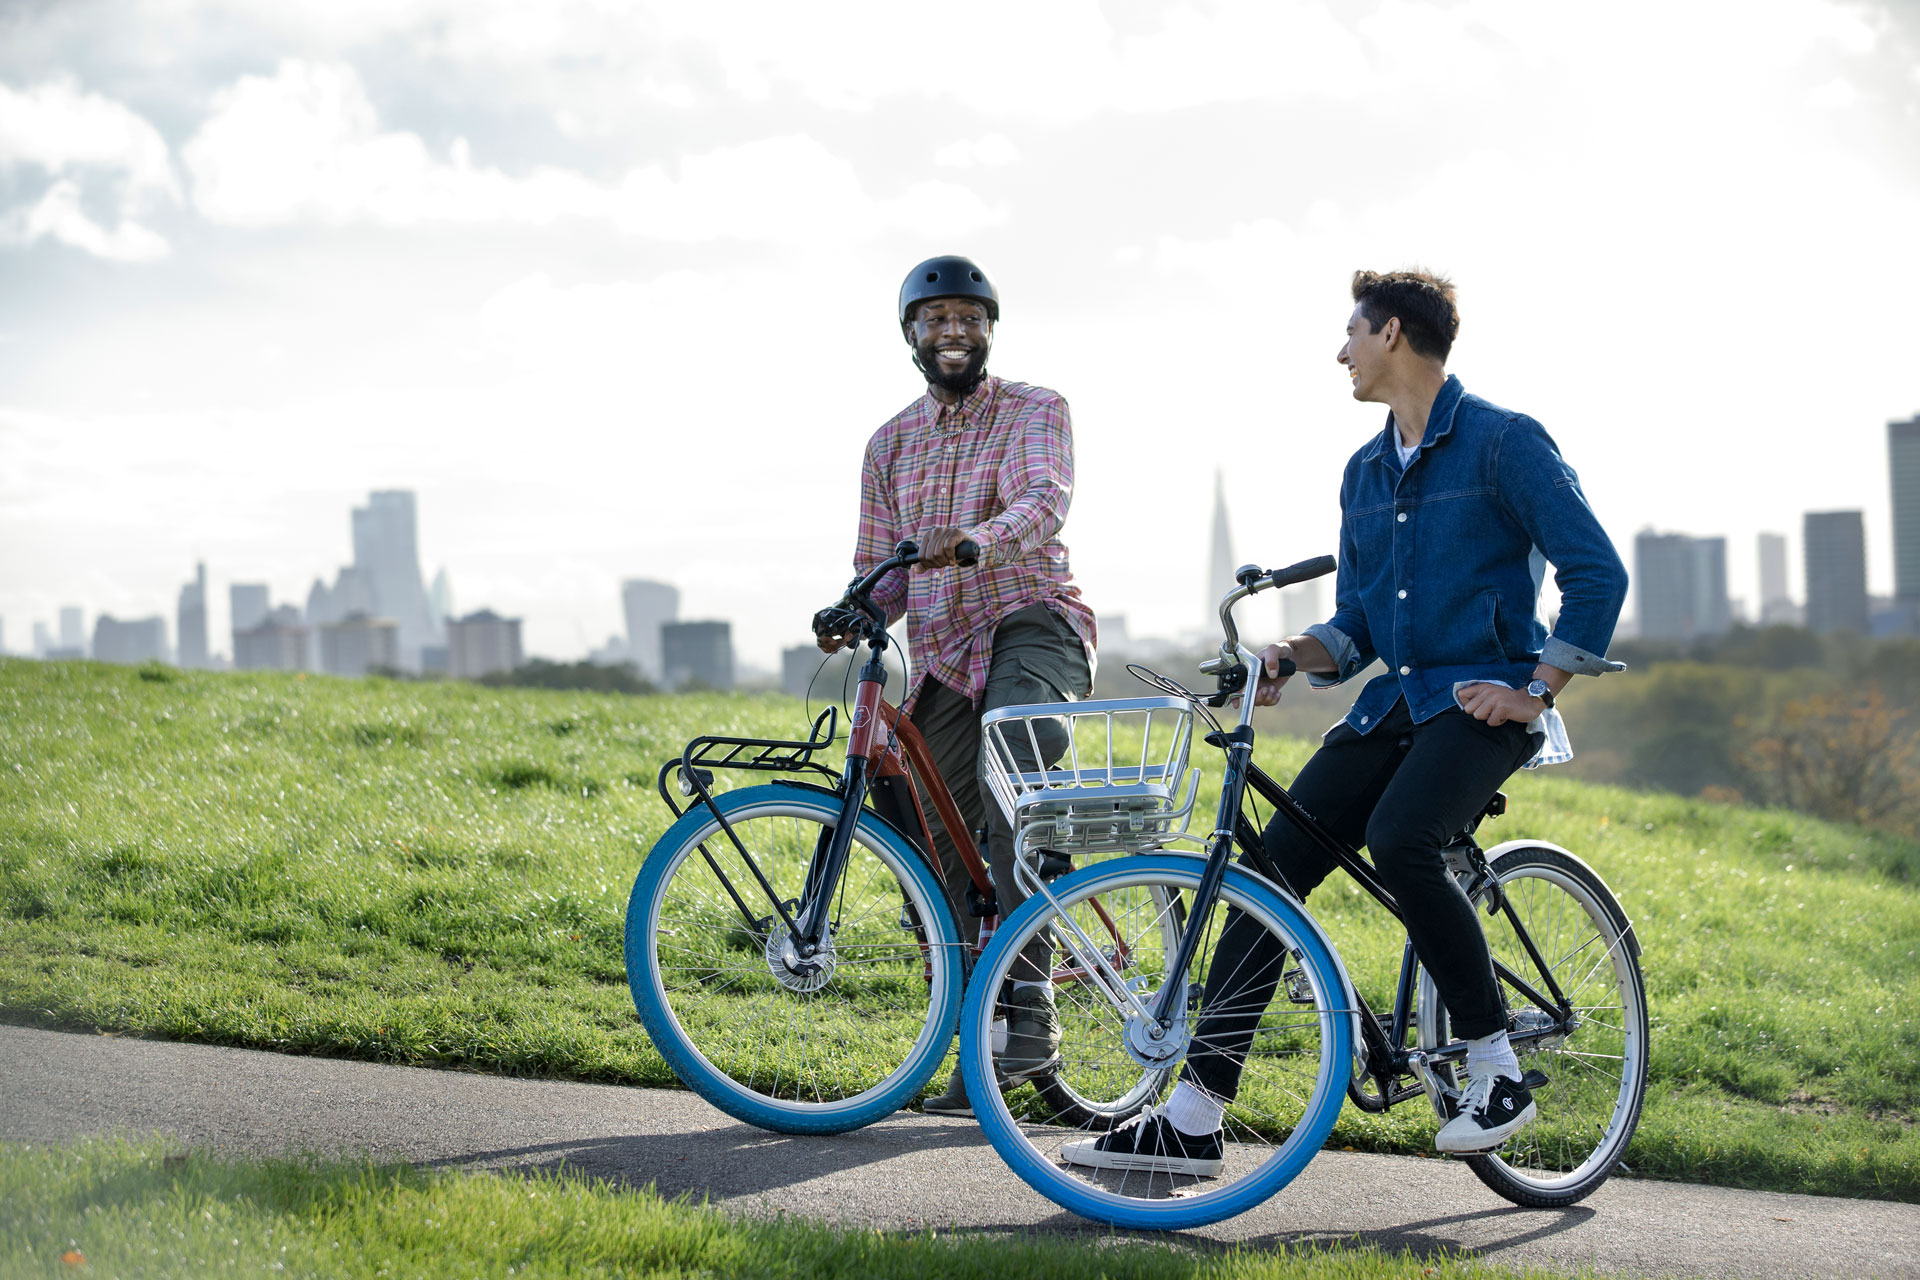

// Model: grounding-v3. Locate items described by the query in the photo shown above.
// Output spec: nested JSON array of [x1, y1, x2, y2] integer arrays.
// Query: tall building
[[621, 580, 680, 682], [319, 613, 401, 677], [177, 562, 210, 669], [92, 615, 167, 665], [428, 567, 455, 628], [1689, 536, 1730, 638], [1756, 531, 1793, 623], [446, 609, 523, 679], [59, 606, 85, 656], [230, 583, 271, 634], [1280, 580, 1324, 638], [662, 620, 734, 691], [1206, 470, 1235, 629], [1891, 415, 1920, 603], [1803, 510, 1870, 635], [351, 490, 438, 668], [234, 605, 308, 671], [32, 621, 52, 657], [1633, 531, 1693, 640], [1632, 530, 1729, 641]]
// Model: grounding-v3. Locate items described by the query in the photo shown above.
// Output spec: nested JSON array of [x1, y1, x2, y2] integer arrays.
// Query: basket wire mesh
[[980, 695, 1201, 861]]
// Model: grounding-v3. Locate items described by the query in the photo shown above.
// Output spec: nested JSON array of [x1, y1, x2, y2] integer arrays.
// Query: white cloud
[[0, 76, 178, 261], [934, 133, 1021, 168], [5, 179, 170, 262], [183, 59, 1003, 242], [0, 76, 177, 197]]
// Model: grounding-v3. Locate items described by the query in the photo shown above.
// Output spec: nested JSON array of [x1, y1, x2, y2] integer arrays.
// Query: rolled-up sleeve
[[965, 396, 1074, 568], [855, 443, 907, 625], [1305, 497, 1377, 687]]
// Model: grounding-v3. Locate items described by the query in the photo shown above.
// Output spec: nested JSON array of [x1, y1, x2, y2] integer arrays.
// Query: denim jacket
[[1303, 375, 1628, 734]]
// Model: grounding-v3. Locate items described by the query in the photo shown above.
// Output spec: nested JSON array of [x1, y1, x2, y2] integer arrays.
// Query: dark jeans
[[1183, 697, 1538, 1100], [910, 604, 1092, 984]]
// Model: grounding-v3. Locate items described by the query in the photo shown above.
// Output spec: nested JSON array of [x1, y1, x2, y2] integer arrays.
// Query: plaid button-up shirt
[[856, 376, 1097, 712]]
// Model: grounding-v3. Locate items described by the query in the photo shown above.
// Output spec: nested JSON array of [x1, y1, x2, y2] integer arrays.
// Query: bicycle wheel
[[1031, 881, 1186, 1128], [961, 855, 1352, 1230], [626, 784, 964, 1134], [1416, 842, 1648, 1207]]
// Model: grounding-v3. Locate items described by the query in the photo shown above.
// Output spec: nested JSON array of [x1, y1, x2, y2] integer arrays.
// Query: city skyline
[[3, 2, 1918, 668]]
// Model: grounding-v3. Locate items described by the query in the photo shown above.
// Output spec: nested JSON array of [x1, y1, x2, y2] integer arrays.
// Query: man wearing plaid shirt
[[815, 255, 1097, 1116]]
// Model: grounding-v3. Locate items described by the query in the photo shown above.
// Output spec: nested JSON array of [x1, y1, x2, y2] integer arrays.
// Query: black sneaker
[[1059, 1110, 1224, 1177], [1435, 1071, 1536, 1152]]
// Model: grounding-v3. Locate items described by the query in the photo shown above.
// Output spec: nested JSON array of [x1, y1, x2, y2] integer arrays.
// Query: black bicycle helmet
[[898, 255, 999, 337]]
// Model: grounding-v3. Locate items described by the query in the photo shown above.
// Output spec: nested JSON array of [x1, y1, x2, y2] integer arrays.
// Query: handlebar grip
[[955, 539, 980, 568], [1268, 657, 1297, 678], [1268, 555, 1337, 590]]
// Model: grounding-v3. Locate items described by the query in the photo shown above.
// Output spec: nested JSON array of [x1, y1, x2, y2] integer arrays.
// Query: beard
[[912, 337, 990, 397]]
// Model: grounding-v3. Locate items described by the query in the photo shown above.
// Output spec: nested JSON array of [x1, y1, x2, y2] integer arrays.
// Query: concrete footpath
[[2, 1025, 1913, 1278]]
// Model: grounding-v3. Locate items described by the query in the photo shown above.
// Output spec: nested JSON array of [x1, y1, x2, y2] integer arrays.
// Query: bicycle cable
[[1124, 661, 1225, 734]]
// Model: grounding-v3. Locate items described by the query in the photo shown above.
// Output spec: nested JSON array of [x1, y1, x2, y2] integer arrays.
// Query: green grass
[[2, 659, 1917, 1201], [0, 1137, 1588, 1279]]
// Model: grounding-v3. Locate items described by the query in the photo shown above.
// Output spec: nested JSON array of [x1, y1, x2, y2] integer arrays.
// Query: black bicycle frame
[[1145, 724, 1581, 1107]]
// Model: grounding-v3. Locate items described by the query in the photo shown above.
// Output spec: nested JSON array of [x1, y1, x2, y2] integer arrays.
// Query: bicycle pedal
[[1520, 1069, 1551, 1091]]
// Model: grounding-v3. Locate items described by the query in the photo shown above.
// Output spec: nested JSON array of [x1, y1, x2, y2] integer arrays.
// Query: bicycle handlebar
[[823, 538, 983, 641]]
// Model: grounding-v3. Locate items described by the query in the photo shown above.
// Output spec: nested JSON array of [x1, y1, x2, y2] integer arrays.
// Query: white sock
[[1163, 1081, 1225, 1136], [1465, 1029, 1522, 1083]]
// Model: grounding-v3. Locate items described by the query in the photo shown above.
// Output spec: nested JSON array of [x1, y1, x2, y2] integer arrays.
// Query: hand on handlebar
[[1251, 643, 1297, 706], [914, 526, 977, 570], [812, 606, 860, 654]]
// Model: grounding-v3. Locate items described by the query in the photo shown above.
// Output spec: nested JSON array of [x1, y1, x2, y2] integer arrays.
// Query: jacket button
[[1399, 665, 1410, 675], [1397, 512, 1408, 523], [1397, 589, 1407, 599], [1360, 716, 1370, 725]]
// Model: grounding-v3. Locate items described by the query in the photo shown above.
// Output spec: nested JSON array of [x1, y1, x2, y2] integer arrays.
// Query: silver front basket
[[980, 695, 1201, 858]]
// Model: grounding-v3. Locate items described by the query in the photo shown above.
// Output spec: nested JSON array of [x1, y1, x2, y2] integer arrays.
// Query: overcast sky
[[3, 0, 1917, 668]]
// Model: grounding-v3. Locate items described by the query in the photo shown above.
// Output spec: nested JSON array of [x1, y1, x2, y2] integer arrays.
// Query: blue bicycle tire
[[961, 855, 1351, 1229], [626, 784, 964, 1133]]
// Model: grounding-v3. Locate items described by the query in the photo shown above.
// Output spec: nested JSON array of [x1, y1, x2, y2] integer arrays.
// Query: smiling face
[[908, 296, 993, 396], [1337, 303, 1395, 404]]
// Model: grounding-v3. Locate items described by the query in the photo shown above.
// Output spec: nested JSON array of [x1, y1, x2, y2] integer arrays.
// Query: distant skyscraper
[[92, 615, 167, 665], [319, 614, 401, 677], [32, 621, 52, 657], [1631, 530, 1729, 641], [447, 609, 523, 679], [59, 606, 84, 655], [230, 583, 271, 635], [1803, 510, 1869, 635], [1890, 415, 1920, 602], [1633, 531, 1693, 640], [662, 620, 734, 691], [621, 580, 680, 682], [1689, 537, 1730, 638], [1206, 470, 1235, 630], [428, 567, 455, 626], [177, 562, 209, 669], [234, 605, 309, 671], [352, 490, 437, 667], [1757, 531, 1791, 622]]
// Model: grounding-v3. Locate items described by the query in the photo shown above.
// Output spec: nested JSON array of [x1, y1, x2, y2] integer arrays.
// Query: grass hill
[[2, 659, 1915, 1201]]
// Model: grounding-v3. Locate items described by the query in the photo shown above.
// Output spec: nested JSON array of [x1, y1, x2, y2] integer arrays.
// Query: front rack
[[980, 696, 1201, 858]]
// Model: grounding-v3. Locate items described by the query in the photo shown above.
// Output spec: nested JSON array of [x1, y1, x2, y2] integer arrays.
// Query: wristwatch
[[1525, 679, 1556, 709]]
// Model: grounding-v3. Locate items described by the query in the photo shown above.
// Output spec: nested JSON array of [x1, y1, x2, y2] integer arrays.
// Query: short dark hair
[[1351, 269, 1459, 363]]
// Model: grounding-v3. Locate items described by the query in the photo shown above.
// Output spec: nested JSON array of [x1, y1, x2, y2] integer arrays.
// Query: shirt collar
[[1366, 373, 1464, 466], [926, 374, 998, 431]]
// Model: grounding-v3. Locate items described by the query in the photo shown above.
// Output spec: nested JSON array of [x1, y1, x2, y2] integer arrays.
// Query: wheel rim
[[642, 799, 955, 1115], [1034, 882, 1183, 1127], [1421, 854, 1646, 1192], [969, 862, 1349, 1223]]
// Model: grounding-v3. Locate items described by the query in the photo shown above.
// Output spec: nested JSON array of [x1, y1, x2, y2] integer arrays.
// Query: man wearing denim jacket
[[1066, 268, 1629, 1177]]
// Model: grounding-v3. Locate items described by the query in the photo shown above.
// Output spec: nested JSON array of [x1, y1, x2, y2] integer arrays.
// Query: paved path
[[3, 1025, 1914, 1278]]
